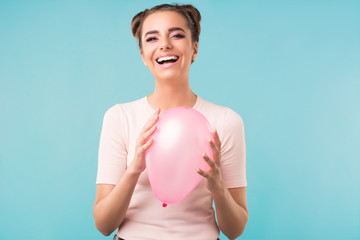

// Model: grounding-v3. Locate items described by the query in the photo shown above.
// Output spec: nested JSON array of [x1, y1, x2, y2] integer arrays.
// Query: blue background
[[0, 0, 359, 239]]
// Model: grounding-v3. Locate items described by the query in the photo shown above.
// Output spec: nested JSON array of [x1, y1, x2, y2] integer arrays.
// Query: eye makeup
[[143, 26, 187, 44], [146, 36, 157, 42], [170, 33, 185, 39]]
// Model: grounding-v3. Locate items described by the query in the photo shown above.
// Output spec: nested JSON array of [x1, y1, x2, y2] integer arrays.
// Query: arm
[[93, 109, 160, 236], [198, 131, 248, 240], [213, 187, 248, 239], [93, 171, 140, 236]]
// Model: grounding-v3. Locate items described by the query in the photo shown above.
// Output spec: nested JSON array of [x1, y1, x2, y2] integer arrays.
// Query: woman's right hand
[[93, 109, 160, 235], [128, 108, 160, 175]]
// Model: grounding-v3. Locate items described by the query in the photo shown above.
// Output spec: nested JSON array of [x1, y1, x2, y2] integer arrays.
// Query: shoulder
[[103, 97, 146, 119], [118, 97, 146, 110], [198, 97, 244, 129]]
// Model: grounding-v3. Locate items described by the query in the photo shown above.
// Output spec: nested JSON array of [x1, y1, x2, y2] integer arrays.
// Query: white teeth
[[157, 56, 178, 63]]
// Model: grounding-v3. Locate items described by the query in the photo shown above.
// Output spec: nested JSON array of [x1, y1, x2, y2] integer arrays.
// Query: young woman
[[93, 4, 248, 240]]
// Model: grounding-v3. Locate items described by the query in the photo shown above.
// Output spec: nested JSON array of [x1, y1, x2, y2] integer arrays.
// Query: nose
[[159, 38, 172, 50]]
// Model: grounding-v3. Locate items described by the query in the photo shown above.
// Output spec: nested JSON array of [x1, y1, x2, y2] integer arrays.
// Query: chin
[[153, 71, 186, 81]]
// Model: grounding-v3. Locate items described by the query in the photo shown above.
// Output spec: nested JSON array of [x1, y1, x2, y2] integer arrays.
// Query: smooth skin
[[93, 11, 248, 239], [93, 109, 160, 236], [198, 130, 248, 239]]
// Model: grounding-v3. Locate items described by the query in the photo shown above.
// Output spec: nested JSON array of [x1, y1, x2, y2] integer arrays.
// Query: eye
[[171, 34, 185, 39], [146, 37, 157, 42]]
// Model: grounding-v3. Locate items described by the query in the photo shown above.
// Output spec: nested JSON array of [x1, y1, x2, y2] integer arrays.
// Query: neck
[[147, 78, 197, 112]]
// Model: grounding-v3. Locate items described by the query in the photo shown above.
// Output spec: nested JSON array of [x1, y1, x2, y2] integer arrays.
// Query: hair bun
[[131, 10, 147, 39], [179, 4, 201, 42], [181, 4, 201, 24]]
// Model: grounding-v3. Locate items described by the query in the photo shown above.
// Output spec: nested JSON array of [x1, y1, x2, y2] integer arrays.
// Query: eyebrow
[[144, 27, 185, 37]]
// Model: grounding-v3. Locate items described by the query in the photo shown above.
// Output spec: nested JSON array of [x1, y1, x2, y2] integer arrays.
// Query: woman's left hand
[[197, 130, 225, 193]]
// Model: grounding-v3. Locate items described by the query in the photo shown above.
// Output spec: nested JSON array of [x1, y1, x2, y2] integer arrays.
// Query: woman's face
[[140, 11, 198, 81]]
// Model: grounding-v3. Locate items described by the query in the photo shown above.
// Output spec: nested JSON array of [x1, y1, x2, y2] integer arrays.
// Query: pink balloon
[[145, 107, 214, 205]]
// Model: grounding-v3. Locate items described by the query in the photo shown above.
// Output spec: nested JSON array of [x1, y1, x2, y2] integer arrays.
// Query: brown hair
[[131, 4, 201, 49]]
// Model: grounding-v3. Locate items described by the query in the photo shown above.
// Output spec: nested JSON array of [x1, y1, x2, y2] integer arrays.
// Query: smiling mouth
[[156, 55, 179, 65]]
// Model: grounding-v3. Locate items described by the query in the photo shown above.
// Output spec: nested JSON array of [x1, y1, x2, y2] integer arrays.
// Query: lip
[[155, 53, 180, 68]]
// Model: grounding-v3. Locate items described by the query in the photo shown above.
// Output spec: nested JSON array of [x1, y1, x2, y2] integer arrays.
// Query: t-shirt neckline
[[143, 95, 202, 115]]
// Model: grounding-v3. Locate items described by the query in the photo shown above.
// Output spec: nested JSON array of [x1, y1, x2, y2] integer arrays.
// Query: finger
[[146, 110, 160, 129], [213, 129, 221, 149], [209, 140, 221, 162], [202, 153, 216, 168], [197, 168, 210, 178], [142, 109, 160, 132], [137, 125, 156, 148], [138, 138, 153, 154], [209, 140, 218, 153], [141, 125, 157, 143]]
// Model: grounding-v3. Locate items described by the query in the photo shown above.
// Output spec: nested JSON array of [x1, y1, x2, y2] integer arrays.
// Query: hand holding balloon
[[197, 130, 225, 193], [145, 107, 214, 205], [128, 108, 160, 175]]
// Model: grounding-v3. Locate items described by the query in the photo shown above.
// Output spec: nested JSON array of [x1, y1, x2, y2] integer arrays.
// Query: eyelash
[[172, 34, 185, 39], [145, 34, 185, 42], [146, 37, 157, 42]]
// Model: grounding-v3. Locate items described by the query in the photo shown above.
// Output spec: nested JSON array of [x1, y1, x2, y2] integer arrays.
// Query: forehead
[[142, 11, 189, 34]]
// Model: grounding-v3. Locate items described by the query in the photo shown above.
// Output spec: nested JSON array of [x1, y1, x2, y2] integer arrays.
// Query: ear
[[191, 42, 198, 62], [140, 49, 148, 67]]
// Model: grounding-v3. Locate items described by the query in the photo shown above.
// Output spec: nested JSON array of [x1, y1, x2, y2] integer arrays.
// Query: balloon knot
[[162, 203, 167, 207]]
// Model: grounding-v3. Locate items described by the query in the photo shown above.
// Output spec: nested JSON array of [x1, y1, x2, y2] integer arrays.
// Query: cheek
[[141, 52, 152, 66], [143, 46, 156, 60], [186, 48, 195, 62], [183, 42, 195, 59]]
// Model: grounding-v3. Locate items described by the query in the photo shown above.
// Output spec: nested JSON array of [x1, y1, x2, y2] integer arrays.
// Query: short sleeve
[[96, 105, 128, 184], [219, 108, 247, 188]]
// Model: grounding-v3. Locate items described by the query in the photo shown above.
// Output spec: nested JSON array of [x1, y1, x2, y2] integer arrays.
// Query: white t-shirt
[[96, 96, 246, 240]]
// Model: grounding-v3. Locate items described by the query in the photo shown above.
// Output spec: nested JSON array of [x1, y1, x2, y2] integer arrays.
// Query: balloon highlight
[[145, 107, 213, 205]]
